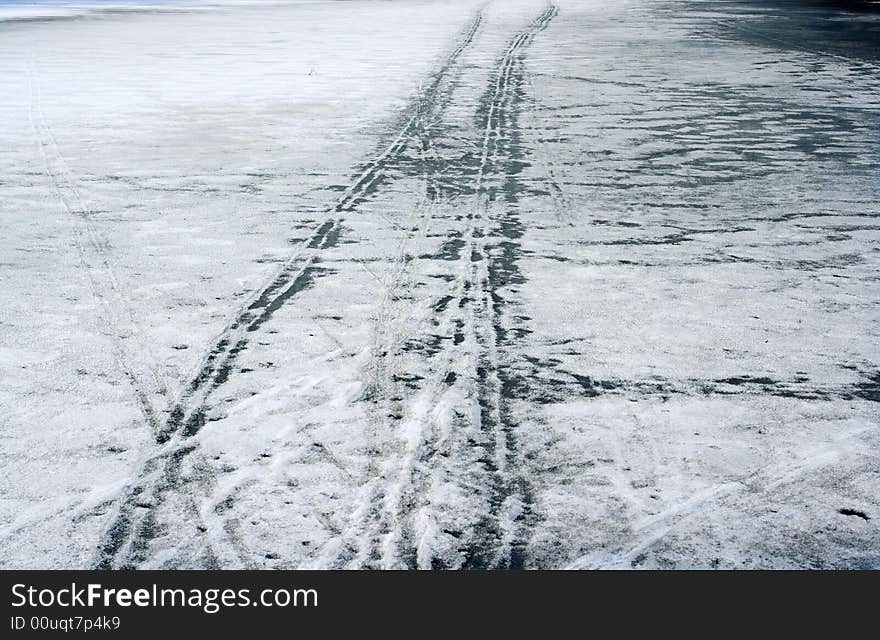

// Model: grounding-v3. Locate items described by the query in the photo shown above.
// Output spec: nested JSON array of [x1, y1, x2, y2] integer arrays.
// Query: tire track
[[93, 9, 486, 569], [338, 4, 558, 569], [307, 17, 489, 571], [457, 3, 557, 569]]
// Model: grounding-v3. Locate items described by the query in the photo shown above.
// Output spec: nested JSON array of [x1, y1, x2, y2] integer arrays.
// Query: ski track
[[26, 58, 172, 436], [566, 426, 872, 569]]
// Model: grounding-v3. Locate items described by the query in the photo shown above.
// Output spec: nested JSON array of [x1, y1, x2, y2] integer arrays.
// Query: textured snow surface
[[1, 0, 878, 569]]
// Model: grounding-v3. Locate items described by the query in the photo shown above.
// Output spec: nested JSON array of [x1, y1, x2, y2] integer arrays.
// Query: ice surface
[[1, 0, 878, 569]]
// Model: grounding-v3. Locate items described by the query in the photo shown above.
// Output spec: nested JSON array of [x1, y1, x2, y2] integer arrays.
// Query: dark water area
[[713, 0, 880, 61], [818, 0, 880, 12]]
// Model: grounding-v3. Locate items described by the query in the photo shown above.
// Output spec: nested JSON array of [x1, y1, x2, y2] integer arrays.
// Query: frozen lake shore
[[1, 0, 878, 569]]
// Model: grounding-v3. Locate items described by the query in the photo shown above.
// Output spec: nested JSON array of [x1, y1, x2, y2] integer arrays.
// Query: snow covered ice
[[0, 0, 878, 569]]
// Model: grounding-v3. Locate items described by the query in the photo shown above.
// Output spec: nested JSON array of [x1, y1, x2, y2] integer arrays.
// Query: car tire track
[[334, 4, 558, 570], [93, 8, 486, 569], [306, 16, 489, 571]]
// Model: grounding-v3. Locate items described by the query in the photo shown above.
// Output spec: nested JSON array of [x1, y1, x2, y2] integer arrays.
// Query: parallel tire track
[[306, 12, 489, 571], [340, 4, 558, 569], [456, 3, 557, 570], [93, 9, 486, 569]]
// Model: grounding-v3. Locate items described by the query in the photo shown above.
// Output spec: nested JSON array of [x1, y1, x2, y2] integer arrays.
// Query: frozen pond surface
[[0, 0, 878, 569]]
